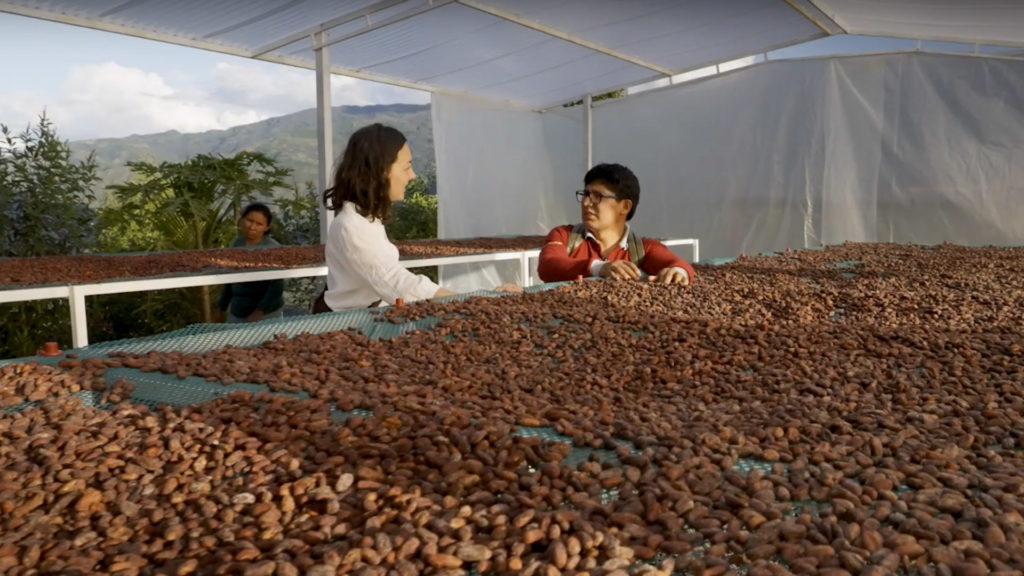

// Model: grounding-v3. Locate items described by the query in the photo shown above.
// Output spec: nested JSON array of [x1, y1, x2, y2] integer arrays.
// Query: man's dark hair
[[584, 163, 640, 221], [241, 202, 273, 226], [323, 123, 407, 222]]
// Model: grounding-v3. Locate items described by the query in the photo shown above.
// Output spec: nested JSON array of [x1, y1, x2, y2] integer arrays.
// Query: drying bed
[[1, 242, 1023, 576], [0, 236, 545, 288]]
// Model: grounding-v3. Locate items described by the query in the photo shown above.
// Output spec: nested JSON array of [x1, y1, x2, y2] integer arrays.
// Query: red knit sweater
[[537, 225, 696, 283]]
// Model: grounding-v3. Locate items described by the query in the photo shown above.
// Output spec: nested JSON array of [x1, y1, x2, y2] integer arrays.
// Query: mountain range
[[69, 103, 433, 204]]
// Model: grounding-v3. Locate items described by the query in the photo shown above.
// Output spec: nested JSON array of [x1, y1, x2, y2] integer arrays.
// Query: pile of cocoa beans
[[2, 242, 1024, 576], [0, 237, 545, 287]]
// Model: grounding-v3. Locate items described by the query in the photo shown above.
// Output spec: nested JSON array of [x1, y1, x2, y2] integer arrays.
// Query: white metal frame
[[0, 239, 697, 351], [454, 0, 674, 76], [664, 238, 700, 263]]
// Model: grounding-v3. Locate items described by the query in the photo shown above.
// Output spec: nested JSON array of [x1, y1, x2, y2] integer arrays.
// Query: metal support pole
[[583, 94, 593, 171], [520, 252, 532, 287], [314, 30, 334, 244], [69, 286, 89, 348]]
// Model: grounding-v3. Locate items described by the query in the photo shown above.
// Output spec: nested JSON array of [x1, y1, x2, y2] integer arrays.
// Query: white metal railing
[[0, 238, 698, 349], [663, 238, 699, 263]]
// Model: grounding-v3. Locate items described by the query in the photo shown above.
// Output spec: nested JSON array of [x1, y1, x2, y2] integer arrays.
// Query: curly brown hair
[[323, 123, 407, 221]]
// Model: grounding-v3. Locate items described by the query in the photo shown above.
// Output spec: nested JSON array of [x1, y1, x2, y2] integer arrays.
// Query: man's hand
[[494, 283, 524, 293], [651, 267, 690, 285], [247, 309, 264, 323], [600, 260, 642, 280]]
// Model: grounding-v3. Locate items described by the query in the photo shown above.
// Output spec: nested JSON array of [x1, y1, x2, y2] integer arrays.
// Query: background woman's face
[[388, 143, 416, 202], [241, 211, 269, 243]]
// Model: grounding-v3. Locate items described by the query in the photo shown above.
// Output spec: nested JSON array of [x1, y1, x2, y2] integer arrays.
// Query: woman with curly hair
[[314, 124, 454, 312]]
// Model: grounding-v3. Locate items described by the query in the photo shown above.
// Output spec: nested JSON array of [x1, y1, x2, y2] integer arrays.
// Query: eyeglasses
[[575, 189, 619, 205]]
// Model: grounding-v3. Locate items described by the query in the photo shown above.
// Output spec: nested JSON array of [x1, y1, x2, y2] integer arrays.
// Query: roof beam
[[203, 0, 308, 40], [0, 0, 448, 96], [256, 50, 441, 95], [98, 0, 148, 18], [313, 0, 454, 52], [454, 0, 675, 77], [0, 2, 254, 58], [785, 0, 845, 35], [251, 0, 413, 57]]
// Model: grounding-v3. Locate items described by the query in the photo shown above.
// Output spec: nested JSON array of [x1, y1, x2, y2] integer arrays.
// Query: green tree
[[387, 166, 439, 282], [0, 113, 98, 257], [0, 114, 99, 358], [101, 152, 291, 252], [272, 181, 321, 314], [387, 165, 438, 241], [562, 89, 627, 108], [99, 152, 292, 323], [273, 181, 320, 246]]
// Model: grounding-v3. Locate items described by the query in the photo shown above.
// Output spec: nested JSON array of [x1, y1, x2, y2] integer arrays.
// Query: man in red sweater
[[538, 163, 695, 284]]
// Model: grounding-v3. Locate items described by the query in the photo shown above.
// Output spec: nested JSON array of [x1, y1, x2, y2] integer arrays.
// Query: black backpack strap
[[566, 223, 588, 255]]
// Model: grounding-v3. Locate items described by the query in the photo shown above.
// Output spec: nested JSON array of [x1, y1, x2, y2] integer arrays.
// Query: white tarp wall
[[435, 52, 1024, 289], [433, 94, 582, 290], [594, 52, 1024, 259]]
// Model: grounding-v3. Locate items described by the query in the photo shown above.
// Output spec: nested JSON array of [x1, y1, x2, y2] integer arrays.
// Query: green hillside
[[70, 104, 433, 204]]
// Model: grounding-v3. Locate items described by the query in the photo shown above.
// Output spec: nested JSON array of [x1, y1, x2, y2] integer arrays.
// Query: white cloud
[[0, 60, 429, 141], [0, 62, 265, 140], [208, 61, 430, 113]]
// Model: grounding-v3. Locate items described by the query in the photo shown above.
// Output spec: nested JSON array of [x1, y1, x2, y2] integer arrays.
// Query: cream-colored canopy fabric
[[0, 0, 820, 109], [6, 0, 1022, 108], [4, 1, 1021, 108]]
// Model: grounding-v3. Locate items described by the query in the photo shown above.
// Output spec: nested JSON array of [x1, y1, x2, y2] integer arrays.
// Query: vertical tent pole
[[583, 94, 593, 171], [520, 253, 532, 288], [314, 30, 334, 244]]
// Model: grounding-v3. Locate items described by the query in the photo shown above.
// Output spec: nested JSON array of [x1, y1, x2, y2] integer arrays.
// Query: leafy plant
[[0, 113, 98, 257], [271, 181, 322, 314], [273, 181, 320, 246], [387, 166, 439, 282], [562, 89, 626, 108], [0, 113, 99, 358], [101, 152, 291, 252], [387, 165, 438, 241], [98, 152, 292, 323]]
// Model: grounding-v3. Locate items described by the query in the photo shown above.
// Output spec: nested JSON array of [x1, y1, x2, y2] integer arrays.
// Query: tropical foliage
[[0, 115, 99, 358], [1, 114, 440, 358], [1, 114, 98, 257]]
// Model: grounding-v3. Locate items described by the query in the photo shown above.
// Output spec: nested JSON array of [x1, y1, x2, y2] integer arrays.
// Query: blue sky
[[0, 13, 430, 141]]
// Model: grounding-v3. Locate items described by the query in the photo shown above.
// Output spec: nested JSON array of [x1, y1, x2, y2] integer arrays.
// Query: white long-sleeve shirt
[[324, 201, 440, 310]]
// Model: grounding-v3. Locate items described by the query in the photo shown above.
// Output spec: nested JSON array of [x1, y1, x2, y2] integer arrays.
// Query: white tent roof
[[2, 0, 1023, 109], [813, 0, 1024, 47]]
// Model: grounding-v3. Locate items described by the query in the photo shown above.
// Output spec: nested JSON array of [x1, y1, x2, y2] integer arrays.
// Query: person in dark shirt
[[217, 202, 285, 322]]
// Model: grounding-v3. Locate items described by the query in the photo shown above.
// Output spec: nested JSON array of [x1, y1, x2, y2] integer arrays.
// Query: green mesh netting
[[71, 287, 558, 359], [513, 425, 633, 468], [732, 457, 781, 476]]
